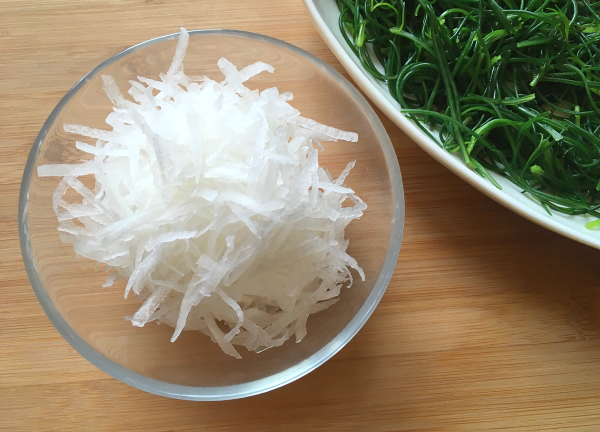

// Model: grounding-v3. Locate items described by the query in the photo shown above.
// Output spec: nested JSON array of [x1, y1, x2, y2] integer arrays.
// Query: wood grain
[[2, 1, 600, 430]]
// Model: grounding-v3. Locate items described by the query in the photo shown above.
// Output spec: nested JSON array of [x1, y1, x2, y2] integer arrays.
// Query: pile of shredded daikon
[[37, 28, 366, 358]]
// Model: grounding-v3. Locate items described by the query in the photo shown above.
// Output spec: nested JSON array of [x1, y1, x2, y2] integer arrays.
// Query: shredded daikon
[[38, 28, 366, 358]]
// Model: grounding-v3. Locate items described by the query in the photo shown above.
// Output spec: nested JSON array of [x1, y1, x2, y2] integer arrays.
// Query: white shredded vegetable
[[37, 28, 366, 358]]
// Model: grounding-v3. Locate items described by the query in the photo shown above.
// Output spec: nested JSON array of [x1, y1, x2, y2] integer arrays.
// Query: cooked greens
[[338, 0, 600, 224]]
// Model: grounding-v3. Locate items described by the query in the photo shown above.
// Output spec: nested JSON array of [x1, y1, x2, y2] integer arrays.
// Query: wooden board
[[2, 1, 600, 430]]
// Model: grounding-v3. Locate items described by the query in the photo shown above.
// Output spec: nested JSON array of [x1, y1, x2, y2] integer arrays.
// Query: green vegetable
[[338, 0, 600, 222]]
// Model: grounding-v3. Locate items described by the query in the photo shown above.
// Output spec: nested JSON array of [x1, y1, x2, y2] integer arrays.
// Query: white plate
[[303, 0, 600, 249]]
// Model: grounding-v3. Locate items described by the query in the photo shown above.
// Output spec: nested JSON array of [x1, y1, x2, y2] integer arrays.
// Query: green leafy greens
[[338, 0, 600, 225]]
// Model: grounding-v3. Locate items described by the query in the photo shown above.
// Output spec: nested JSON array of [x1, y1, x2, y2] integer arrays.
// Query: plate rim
[[303, 0, 600, 250]]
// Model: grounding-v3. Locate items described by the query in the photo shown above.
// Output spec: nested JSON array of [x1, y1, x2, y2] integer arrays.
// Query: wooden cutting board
[[2, 1, 600, 430]]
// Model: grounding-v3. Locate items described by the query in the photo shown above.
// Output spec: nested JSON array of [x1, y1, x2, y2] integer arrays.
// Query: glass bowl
[[19, 29, 404, 400]]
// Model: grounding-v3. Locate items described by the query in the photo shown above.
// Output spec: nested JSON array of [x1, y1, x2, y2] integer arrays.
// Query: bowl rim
[[18, 28, 405, 401]]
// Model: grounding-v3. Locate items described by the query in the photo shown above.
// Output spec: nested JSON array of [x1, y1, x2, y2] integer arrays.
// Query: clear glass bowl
[[19, 30, 404, 400]]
